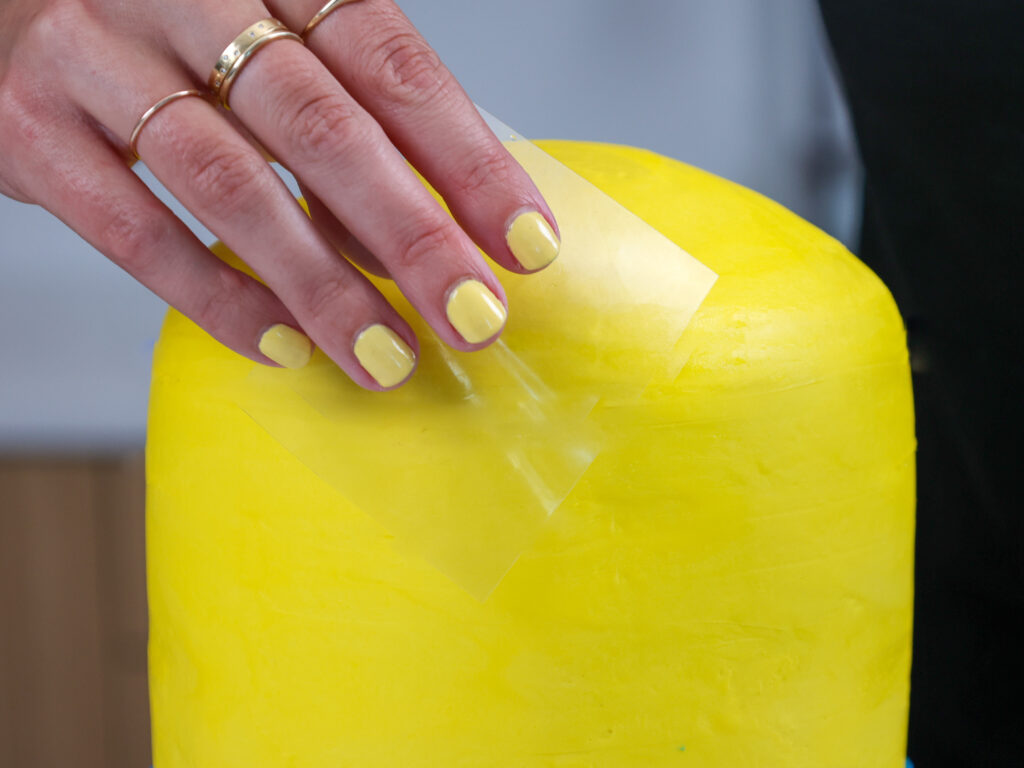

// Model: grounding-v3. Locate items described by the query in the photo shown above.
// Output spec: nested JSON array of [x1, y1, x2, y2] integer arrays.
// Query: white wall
[[0, 0, 858, 451]]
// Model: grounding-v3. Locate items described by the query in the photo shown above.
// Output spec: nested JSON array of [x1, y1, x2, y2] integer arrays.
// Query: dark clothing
[[817, 2, 1024, 765]]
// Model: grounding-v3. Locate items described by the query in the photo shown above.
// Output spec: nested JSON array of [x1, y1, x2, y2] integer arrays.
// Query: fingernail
[[507, 211, 560, 271], [259, 324, 313, 369], [353, 324, 416, 387], [446, 279, 507, 344]]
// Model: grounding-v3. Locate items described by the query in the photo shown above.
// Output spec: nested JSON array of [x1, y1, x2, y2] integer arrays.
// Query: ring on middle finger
[[209, 19, 303, 108]]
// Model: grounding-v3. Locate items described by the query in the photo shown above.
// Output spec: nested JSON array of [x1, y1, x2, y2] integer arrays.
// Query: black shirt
[[817, 2, 1024, 764]]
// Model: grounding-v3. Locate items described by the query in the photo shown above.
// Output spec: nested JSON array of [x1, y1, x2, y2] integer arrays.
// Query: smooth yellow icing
[[234, 137, 717, 601], [147, 142, 914, 766]]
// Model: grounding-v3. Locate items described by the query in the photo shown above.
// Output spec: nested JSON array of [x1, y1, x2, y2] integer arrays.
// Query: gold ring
[[209, 19, 303, 108], [302, 0, 365, 39], [129, 90, 213, 160]]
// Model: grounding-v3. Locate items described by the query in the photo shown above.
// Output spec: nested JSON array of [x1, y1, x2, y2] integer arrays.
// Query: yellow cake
[[147, 141, 915, 766]]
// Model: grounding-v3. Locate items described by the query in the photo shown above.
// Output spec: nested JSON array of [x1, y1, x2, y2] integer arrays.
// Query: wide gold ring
[[302, 0, 365, 39], [129, 90, 214, 160], [209, 19, 303, 108]]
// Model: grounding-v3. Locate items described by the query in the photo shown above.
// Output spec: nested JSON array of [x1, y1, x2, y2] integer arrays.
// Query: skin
[[0, 0, 559, 389]]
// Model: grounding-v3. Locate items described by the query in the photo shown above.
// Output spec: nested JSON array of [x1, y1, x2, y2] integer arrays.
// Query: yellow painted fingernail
[[507, 211, 560, 271], [446, 279, 507, 344], [353, 324, 416, 388], [258, 324, 313, 369]]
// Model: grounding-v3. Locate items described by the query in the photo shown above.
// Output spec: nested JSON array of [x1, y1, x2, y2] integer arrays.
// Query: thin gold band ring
[[209, 19, 303, 108], [129, 90, 213, 159], [302, 0, 365, 39]]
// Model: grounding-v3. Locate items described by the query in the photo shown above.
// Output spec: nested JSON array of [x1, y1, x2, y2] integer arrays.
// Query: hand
[[0, 0, 561, 389]]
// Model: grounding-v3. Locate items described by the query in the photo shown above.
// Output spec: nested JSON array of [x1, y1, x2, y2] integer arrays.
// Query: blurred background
[[0, 1, 858, 765]]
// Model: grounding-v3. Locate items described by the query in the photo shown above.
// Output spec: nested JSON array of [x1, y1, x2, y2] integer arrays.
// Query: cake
[[147, 141, 914, 766]]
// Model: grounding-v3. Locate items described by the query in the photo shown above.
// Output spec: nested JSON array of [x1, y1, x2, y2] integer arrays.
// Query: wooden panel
[[93, 455, 151, 767], [0, 456, 149, 768]]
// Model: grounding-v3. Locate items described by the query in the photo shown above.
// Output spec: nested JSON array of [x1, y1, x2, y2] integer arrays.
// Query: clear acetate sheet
[[237, 108, 717, 600]]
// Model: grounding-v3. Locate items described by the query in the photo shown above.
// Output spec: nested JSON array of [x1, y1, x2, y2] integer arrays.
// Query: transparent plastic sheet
[[237, 110, 717, 599], [239, 339, 602, 601], [477, 108, 718, 395]]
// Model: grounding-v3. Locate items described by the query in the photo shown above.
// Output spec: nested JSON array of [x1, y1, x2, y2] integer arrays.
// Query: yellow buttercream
[[147, 142, 914, 766]]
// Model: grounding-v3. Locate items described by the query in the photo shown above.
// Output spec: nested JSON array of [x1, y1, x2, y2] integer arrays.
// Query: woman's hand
[[0, 0, 560, 389]]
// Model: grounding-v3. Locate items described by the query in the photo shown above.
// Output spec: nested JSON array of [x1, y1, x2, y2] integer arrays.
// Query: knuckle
[[394, 216, 455, 271], [185, 139, 264, 214], [102, 205, 170, 279], [20, 3, 94, 79], [195, 268, 249, 332], [302, 274, 352, 320], [368, 30, 447, 105], [288, 85, 367, 160], [452, 148, 518, 197], [22, 3, 78, 54]]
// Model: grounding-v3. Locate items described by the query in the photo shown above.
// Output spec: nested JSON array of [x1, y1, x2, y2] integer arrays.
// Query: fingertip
[[505, 208, 561, 273], [258, 323, 315, 369], [352, 322, 418, 389], [444, 277, 508, 347]]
